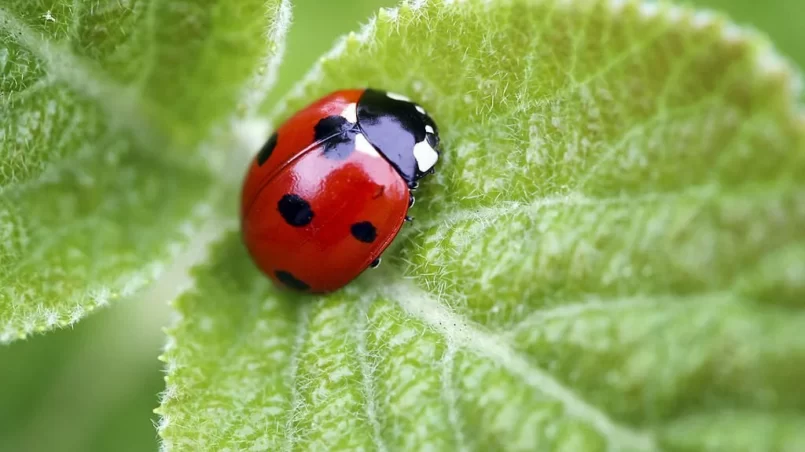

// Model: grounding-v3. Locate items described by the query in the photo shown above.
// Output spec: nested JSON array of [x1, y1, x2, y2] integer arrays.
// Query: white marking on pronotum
[[386, 92, 411, 102], [355, 133, 381, 158], [340, 103, 358, 123], [413, 140, 439, 172], [415, 105, 426, 114], [425, 125, 435, 134]]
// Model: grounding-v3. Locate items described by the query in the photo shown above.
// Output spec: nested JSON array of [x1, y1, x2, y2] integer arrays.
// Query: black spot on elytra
[[351, 221, 377, 243], [277, 194, 314, 227], [315, 115, 353, 141], [315, 115, 358, 160], [257, 132, 278, 166], [275, 270, 310, 291]]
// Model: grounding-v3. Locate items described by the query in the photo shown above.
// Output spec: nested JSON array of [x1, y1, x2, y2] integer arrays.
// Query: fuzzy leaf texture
[[160, 0, 805, 450], [0, 0, 291, 342]]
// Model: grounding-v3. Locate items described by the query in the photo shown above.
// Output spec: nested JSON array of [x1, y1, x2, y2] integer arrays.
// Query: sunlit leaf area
[[1, 0, 803, 450]]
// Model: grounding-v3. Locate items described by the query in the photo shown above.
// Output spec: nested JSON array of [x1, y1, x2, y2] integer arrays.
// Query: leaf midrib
[[379, 275, 658, 451], [0, 7, 147, 128], [0, 5, 197, 189]]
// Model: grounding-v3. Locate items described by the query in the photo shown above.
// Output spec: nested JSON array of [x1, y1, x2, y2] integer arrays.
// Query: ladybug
[[240, 88, 441, 293]]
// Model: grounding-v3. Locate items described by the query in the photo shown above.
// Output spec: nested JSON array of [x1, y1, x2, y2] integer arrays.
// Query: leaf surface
[[0, 0, 290, 341], [159, 0, 805, 450]]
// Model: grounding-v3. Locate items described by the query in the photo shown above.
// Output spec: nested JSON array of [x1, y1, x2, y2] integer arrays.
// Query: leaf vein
[[70, 0, 82, 39], [0, 6, 149, 143], [356, 295, 388, 452], [504, 293, 734, 339], [440, 344, 469, 452], [409, 183, 721, 241], [282, 302, 311, 452], [382, 278, 657, 451]]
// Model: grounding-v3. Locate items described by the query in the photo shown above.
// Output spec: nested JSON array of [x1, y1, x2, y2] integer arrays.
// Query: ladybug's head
[[356, 89, 441, 189]]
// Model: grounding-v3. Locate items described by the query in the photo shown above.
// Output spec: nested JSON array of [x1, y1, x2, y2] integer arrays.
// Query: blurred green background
[[0, 0, 801, 450]]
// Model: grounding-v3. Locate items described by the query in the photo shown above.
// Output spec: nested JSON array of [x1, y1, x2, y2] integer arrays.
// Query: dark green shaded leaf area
[[0, 0, 286, 341]]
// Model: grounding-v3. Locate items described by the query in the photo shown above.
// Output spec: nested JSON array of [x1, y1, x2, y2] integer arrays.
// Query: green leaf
[[159, 0, 805, 450], [0, 0, 291, 342], [0, 288, 169, 452]]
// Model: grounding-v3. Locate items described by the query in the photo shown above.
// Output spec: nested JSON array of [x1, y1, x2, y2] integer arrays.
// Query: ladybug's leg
[[406, 193, 415, 223], [370, 258, 382, 268]]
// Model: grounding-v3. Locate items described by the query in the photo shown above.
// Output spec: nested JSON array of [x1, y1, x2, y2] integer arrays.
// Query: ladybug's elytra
[[240, 88, 441, 293]]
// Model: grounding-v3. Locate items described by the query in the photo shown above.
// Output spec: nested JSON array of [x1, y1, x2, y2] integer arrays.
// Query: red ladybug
[[240, 89, 441, 293]]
